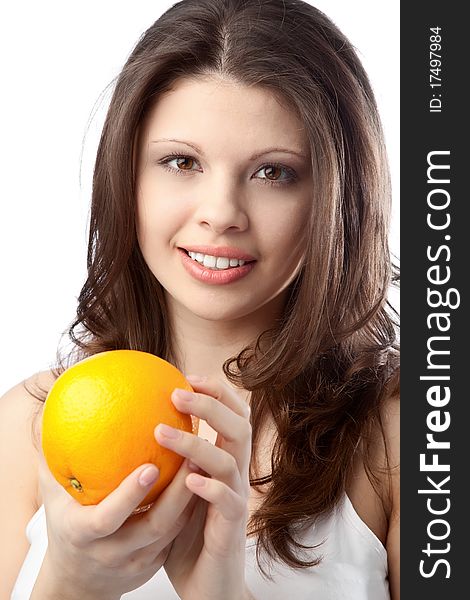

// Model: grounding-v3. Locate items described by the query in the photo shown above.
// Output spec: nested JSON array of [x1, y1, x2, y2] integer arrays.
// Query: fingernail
[[156, 423, 182, 439], [185, 374, 206, 383], [139, 466, 159, 487], [173, 388, 194, 401], [187, 473, 206, 487]]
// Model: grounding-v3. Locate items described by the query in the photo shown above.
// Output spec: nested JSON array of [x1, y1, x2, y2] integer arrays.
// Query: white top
[[11, 494, 390, 599]]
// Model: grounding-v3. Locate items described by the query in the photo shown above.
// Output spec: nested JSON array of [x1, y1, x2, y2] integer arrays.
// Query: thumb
[[83, 464, 160, 539]]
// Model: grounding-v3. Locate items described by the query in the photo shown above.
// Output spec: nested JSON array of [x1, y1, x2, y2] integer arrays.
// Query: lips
[[178, 248, 256, 285]]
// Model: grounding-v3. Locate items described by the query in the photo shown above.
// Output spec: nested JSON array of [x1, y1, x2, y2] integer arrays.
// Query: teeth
[[203, 255, 217, 268], [187, 251, 247, 270], [216, 257, 230, 269]]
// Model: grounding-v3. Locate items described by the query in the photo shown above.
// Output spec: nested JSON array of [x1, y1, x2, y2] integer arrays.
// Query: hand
[[159, 376, 252, 600], [33, 447, 199, 599]]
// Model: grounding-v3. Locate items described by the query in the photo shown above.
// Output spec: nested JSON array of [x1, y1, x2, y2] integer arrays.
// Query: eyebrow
[[149, 138, 308, 160]]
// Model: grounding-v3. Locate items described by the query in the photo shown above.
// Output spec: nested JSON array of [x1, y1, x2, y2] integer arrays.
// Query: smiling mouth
[[179, 248, 255, 271]]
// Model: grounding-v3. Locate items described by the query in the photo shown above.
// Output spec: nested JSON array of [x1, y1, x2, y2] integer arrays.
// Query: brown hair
[[31, 0, 399, 577]]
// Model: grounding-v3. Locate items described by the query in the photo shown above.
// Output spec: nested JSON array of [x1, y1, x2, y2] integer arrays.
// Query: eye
[[158, 154, 201, 174], [253, 164, 296, 185], [157, 154, 297, 185]]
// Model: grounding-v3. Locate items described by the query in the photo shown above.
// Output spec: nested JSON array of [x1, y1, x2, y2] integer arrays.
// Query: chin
[[186, 303, 258, 323], [166, 288, 258, 320]]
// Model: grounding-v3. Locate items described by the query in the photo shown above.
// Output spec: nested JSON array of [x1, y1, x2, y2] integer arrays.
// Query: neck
[[165, 293, 286, 446], [167, 294, 286, 382]]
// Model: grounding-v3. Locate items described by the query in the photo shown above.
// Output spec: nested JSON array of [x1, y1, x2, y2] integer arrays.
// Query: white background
[[0, 0, 399, 394]]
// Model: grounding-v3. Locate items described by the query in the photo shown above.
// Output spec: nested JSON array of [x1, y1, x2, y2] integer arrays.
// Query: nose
[[193, 174, 249, 234]]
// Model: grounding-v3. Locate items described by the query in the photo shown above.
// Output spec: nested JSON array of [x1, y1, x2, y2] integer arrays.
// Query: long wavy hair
[[30, 0, 399, 577]]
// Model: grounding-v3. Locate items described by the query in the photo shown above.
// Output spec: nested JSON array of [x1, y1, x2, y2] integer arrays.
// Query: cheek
[[136, 197, 168, 261], [265, 206, 310, 261], [136, 203, 156, 256], [136, 183, 184, 248]]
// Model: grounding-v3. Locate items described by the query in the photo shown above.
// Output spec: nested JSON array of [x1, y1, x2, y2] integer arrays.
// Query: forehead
[[139, 76, 309, 155]]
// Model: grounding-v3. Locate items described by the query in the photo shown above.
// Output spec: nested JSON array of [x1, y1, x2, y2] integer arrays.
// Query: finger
[[185, 375, 250, 419], [74, 463, 161, 543], [135, 493, 200, 558], [171, 388, 251, 472], [116, 458, 199, 549], [128, 495, 203, 575], [172, 389, 251, 445], [180, 375, 251, 477], [185, 473, 248, 522], [155, 424, 241, 491]]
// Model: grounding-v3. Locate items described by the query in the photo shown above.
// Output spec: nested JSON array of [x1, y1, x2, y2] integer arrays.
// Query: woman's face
[[136, 76, 312, 324]]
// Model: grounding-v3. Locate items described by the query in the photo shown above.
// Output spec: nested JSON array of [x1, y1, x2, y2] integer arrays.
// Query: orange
[[41, 350, 195, 508]]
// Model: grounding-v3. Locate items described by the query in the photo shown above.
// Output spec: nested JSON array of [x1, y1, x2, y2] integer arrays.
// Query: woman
[[1, 0, 399, 598]]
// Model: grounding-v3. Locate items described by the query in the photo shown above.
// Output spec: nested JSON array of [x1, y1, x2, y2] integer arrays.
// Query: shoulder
[[377, 393, 400, 513], [347, 391, 399, 547], [379, 394, 400, 597], [351, 391, 400, 505], [0, 369, 56, 426], [368, 392, 400, 597], [0, 370, 56, 597], [0, 370, 57, 501]]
